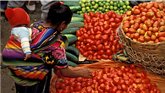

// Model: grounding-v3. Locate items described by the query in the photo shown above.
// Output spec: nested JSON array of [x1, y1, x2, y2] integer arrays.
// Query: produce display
[[55, 65, 160, 93], [122, 2, 165, 43], [78, 0, 131, 14], [49, 1, 164, 93], [76, 11, 123, 60]]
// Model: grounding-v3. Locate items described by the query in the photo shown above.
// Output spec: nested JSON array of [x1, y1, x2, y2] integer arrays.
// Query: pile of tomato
[[122, 2, 165, 43], [55, 65, 160, 93], [76, 11, 123, 60]]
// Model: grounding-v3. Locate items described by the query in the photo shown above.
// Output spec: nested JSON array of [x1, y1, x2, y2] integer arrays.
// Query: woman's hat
[[5, 8, 30, 27]]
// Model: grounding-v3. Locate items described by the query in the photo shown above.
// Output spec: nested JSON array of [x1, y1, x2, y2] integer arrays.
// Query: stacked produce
[[78, 0, 131, 14], [76, 11, 123, 60], [122, 2, 165, 43], [55, 65, 160, 93], [62, 14, 84, 66]]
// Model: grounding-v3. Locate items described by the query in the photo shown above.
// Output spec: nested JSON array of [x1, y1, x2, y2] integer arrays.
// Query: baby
[[5, 8, 32, 60]]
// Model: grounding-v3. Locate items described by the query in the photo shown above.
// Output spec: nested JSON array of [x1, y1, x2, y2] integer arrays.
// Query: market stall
[[51, 0, 165, 93]]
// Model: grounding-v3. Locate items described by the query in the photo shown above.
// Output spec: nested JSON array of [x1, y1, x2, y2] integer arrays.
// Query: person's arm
[[59, 67, 92, 78], [11, 27, 31, 55], [52, 43, 92, 78]]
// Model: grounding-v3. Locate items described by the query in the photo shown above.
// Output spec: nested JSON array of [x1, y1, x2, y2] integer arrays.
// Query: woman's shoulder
[[31, 21, 45, 31]]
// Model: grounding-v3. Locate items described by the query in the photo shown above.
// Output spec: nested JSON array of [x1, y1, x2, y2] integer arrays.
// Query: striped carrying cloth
[[2, 21, 68, 86]]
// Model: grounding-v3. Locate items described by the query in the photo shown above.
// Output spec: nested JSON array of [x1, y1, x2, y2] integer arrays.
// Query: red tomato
[[112, 45, 116, 52], [110, 35, 114, 42], [102, 34, 108, 40], [133, 9, 141, 15], [151, 34, 157, 41], [159, 37, 165, 42], [109, 18, 115, 22], [89, 12, 94, 17], [95, 34, 101, 40]]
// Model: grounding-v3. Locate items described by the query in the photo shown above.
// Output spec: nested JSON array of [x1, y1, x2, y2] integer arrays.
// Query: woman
[[2, 2, 91, 93]]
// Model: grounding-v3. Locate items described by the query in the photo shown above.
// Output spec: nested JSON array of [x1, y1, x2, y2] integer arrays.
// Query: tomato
[[75, 85, 82, 91], [153, 21, 159, 27], [158, 3, 164, 10], [102, 34, 108, 40], [115, 18, 121, 23], [151, 34, 157, 41], [95, 34, 101, 40], [139, 29, 145, 35], [134, 33, 140, 39], [138, 36, 145, 42], [113, 40, 118, 45], [146, 11, 155, 17], [159, 37, 165, 42], [129, 28, 136, 33], [89, 12, 94, 17], [103, 24, 110, 30], [84, 13, 90, 22], [123, 28, 129, 33], [126, 33, 131, 37], [159, 26, 165, 32], [159, 20, 165, 26], [133, 9, 141, 15], [86, 87, 92, 93], [156, 12, 162, 18], [109, 35, 114, 42], [104, 14, 109, 21], [123, 22, 130, 28], [126, 11, 132, 16], [133, 23, 140, 30], [109, 18, 115, 22], [144, 36, 151, 41], [111, 45, 116, 53], [141, 16, 147, 22], [158, 32, 165, 37], [112, 86, 117, 92]]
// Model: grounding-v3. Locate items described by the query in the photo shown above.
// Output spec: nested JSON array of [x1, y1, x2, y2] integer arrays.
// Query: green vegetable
[[66, 52, 78, 62], [68, 60, 78, 67], [66, 46, 79, 57], [73, 13, 83, 17], [67, 22, 84, 28], [63, 34, 77, 45], [62, 28, 79, 34], [71, 17, 84, 22], [70, 6, 81, 12], [64, 1, 80, 6]]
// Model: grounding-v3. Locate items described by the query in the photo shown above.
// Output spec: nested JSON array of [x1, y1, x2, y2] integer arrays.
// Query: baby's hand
[[24, 54, 31, 61]]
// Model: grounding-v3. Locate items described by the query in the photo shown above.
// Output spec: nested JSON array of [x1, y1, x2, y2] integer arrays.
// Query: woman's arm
[[59, 67, 92, 78]]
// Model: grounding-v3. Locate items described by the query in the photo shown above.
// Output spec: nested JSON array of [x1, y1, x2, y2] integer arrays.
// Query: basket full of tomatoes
[[118, 2, 165, 75]]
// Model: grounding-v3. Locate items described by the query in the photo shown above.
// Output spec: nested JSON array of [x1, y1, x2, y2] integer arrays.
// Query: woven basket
[[117, 25, 165, 75]]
